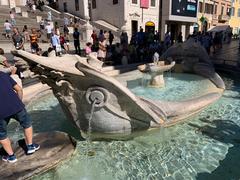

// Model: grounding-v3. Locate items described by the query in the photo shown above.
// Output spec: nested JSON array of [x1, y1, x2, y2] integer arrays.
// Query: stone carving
[[12, 49, 225, 140], [138, 61, 175, 87], [0, 131, 76, 179], [161, 37, 225, 89]]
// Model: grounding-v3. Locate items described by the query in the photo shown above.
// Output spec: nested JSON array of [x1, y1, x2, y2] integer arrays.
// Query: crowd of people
[[1, 6, 236, 72], [190, 30, 233, 54], [85, 27, 163, 65], [26, 0, 45, 12]]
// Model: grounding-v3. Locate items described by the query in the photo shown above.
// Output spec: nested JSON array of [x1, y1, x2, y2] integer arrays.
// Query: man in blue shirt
[[73, 28, 80, 55], [0, 72, 40, 163]]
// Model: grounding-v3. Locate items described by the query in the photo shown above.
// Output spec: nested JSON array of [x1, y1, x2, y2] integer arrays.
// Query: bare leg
[[0, 138, 14, 155], [24, 127, 33, 145]]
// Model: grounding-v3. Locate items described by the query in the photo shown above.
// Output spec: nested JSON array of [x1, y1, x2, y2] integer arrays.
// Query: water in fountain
[[78, 99, 98, 179], [23, 73, 240, 180], [12, 123, 21, 149], [141, 73, 150, 87], [87, 99, 97, 140]]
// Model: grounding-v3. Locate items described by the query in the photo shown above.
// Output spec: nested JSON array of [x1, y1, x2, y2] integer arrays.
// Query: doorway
[[131, 20, 138, 36], [63, 2, 68, 12], [170, 24, 178, 44]]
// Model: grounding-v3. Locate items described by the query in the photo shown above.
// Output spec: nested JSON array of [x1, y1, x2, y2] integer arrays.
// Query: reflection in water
[[11, 74, 240, 180]]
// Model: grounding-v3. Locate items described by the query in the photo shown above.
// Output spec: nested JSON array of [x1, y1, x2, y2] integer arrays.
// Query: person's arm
[[0, 67, 11, 74], [13, 83, 23, 100], [3, 57, 11, 67]]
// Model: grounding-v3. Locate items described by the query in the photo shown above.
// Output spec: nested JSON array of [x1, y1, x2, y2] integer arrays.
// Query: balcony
[[218, 14, 230, 22]]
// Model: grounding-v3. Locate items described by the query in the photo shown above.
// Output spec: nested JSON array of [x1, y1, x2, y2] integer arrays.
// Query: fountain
[[12, 38, 225, 140], [138, 61, 175, 87]]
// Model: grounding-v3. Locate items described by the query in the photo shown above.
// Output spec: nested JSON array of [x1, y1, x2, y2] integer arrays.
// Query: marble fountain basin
[[12, 47, 225, 140]]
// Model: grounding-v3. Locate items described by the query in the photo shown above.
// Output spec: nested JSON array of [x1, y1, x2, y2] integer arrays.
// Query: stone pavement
[[211, 40, 240, 70]]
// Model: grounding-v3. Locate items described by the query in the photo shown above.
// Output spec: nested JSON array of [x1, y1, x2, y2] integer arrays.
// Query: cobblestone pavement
[[211, 40, 240, 68]]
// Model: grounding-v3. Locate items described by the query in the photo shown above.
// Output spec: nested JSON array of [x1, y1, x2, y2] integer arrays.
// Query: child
[[85, 42, 92, 56], [59, 33, 66, 53]]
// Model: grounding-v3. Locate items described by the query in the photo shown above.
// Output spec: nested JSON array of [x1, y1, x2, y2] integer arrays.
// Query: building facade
[[198, 0, 214, 31], [0, 0, 26, 7], [197, 0, 231, 32], [57, 0, 88, 19], [160, 0, 198, 41], [90, 0, 160, 38], [52, 0, 200, 42], [229, 0, 240, 34]]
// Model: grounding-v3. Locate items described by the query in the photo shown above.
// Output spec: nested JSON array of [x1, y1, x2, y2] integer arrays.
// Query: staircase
[[0, 5, 63, 43], [0, 6, 39, 42]]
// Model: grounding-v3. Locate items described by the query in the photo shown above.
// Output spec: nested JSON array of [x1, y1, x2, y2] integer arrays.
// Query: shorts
[[5, 29, 11, 34], [31, 42, 39, 53], [0, 108, 32, 140]]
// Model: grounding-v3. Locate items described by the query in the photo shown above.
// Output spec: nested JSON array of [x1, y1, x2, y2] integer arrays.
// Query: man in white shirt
[[45, 22, 52, 42], [4, 20, 12, 39], [64, 17, 69, 26]]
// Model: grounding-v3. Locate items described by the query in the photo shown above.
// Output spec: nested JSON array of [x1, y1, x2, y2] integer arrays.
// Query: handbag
[[56, 44, 62, 52]]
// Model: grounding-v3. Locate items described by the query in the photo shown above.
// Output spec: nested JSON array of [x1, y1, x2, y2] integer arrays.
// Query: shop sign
[[140, 0, 149, 9], [171, 0, 198, 17]]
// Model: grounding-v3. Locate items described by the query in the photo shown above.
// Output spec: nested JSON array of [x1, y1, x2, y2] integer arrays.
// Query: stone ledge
[[0, 131, 76, 180]]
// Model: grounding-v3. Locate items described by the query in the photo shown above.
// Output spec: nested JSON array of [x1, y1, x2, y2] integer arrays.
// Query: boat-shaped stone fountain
[[12, 38, 225, 140]]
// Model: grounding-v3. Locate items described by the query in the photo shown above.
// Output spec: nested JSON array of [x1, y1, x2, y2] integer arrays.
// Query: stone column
[[9, 0, 16, 8], [82, 16, 93, 43], [181, 25, 186, 41], [160, 21, 167, 41], [186, 24, 191, 38], [83, 0, 89, 18]]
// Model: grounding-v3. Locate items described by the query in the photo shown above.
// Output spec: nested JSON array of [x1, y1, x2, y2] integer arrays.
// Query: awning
[[145, 21, 155, 27], [208, 25, 231, 32]]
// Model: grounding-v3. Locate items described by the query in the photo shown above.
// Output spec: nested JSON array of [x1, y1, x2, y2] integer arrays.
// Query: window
[[227, 7, 231, 15], [232, 7, 235, 16], [199, 2, 203, 13], [63, 2, 67, 12], [150, 0, 156, 7], [214, 4, 217, 14], [221, 6, 224, 15], [75, 0, 79, 11], [92, 0, 96, 9], [132, 0, 138, 4], [238, 8, 240, 17], [113, 0, 118, 4], [205, 3, 213, 14]]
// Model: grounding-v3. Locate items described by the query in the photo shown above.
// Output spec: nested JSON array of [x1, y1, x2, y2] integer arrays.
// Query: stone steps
[[0, 6, 59, 42], [103, 63, 141, 76]]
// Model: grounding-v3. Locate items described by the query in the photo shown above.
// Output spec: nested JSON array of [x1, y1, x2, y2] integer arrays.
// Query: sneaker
[[2, 154, 17, 163], [27, 143, 40, 155]]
